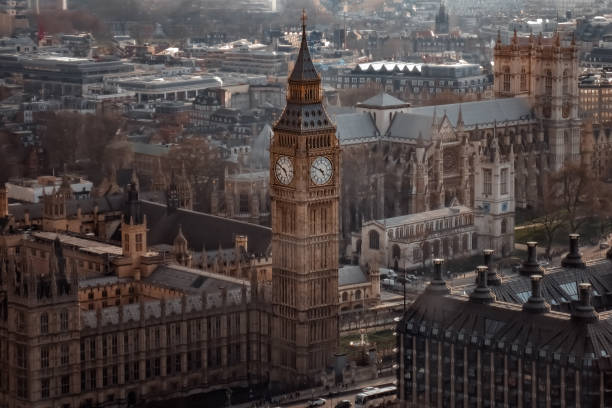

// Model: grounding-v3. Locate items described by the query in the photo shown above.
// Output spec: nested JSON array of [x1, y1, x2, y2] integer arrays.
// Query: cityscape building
[[322, 61, 492, 101], [269, 11, 340, 386], [397, 241, 612, 407]]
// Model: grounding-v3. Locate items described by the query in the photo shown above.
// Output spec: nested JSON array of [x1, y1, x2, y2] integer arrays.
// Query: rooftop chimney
[[522, 275, 550, 314], [425, 258, 450, 295], [469, 266, 496, 304], [483, 249, 502, 286], [519, 242, 544, 277], [571, 283, 599, 323], [561, 234, 586, 269]]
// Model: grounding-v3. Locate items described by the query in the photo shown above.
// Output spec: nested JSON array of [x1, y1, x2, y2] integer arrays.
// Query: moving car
[[335, 400, 352, 408], [307, 398, 327, 407]]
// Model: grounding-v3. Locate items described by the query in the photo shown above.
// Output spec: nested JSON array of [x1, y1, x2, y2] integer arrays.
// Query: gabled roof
[[334, 112, 378, 144], [141, 200, 271, 256], [339, 264, 369, 286], [410, 97, 534, 128], [358, 92, 409, 109], [386, 112, 433, 141]]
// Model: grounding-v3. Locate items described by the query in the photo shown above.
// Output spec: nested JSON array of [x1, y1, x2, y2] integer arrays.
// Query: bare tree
[[39, 111, 127, 182], [551, 163, 596, 233], [168, 137, 224, 212], [535, 198, 565, 260]]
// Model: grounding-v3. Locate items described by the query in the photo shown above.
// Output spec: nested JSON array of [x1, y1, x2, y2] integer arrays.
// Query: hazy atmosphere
[[1, 0, 612, 406]]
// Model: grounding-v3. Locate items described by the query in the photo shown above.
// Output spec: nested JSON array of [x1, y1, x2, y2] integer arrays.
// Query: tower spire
[[301, 8, 307, 35]]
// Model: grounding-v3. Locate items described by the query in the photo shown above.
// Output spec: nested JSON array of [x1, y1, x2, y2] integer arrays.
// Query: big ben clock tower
[[270, 11, 340, 386]]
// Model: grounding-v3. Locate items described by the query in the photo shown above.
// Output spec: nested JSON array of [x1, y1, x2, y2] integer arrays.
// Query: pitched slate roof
[[143, 264, 247, 294], [339, 264, 369, 286], [411, 97, 534, 128], [386, 112, 434, 141], [401, 291, 612, 367], [141, 200, 271, 256], [374, 205, 472, 228], [358, 92, 409, 109], [335, 113, 378, 144], [491, 259, 612, 311]]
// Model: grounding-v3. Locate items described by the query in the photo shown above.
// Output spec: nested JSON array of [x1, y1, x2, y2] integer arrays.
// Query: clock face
[[310, 156, 333, 185], [275, 156, 293, 185]]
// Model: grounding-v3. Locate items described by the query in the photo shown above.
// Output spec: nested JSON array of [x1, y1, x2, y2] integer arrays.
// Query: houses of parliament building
[[0, 15, 341, 408], [0, 13, 604, 408]]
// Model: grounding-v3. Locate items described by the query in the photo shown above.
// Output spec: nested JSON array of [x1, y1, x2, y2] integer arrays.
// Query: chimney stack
[[483, 249, 501, 286], [571, 283, 599, 323], [469, 266, 496, 304], [519, 242, 544, 276], [522, 275, 550, 314], [561, 234, 585, 269], [425, 258, 450, 295]]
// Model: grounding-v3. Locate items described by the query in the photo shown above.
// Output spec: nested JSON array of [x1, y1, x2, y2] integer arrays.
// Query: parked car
[[335, 400, 352, 408], [405, 274, 417, 281], [308, 398, 327, 407]]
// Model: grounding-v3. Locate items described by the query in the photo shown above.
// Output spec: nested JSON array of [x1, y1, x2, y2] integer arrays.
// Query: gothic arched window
[[392, 244, 401, 260], [60, 310, 68, 331], [40, 313, 48, 334], [520, 67, 527, 91], [355, 290, 362, 300], [562, 69, 571, 118], [342, 292, 348, 302], [545, 70, 553, 96], [503, 66, 511, 93], [369, 230, 380, 250]]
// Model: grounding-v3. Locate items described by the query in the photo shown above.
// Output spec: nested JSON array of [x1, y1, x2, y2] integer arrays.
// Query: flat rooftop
[[32, 231, 123, 256]]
